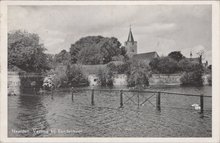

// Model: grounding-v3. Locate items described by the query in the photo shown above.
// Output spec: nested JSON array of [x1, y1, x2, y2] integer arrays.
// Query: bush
[[179, 59, 204, 86], [180, 71, 203, 86], [66, 64, 89, 87], [126, 60, 150, 89], [45, 65, 68, 88], [42, 75, 56, 90], [97, 67, 114, 87]]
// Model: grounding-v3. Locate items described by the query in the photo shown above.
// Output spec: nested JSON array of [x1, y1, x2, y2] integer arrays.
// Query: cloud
[[135, 23, 177, 34], [8, 5, 212, 63]]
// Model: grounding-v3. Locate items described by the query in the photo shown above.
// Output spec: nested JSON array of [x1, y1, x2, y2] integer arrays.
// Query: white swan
[[191, 104, 201, 110]]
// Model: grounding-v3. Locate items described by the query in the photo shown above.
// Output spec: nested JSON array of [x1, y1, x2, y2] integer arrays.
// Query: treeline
[[8, 30, 127, 73], [8, 30, 210, 89], [149, 51, 205, 86], [8, 30, 128, 89]]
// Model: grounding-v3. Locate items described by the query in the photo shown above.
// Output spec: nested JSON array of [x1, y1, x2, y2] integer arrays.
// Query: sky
[[8, 5, 212, 63]]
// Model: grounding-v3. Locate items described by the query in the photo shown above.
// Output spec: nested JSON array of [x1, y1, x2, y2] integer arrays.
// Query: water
[[8, 86, 212, 137]]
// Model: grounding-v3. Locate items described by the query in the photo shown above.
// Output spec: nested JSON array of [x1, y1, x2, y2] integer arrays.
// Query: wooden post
[[51, 88, 54, 100], [200, 94, 204, 114], [34, 87, 36, 95], [156, 92, 161, 111], [71, 87, 74, 102], [120, 90, 123, 108], [137, 91, 140, 109], [91, 89, 94, 105]]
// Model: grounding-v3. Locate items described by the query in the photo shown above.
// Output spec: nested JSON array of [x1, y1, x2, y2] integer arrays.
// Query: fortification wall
[[149, 74, 182, 86]]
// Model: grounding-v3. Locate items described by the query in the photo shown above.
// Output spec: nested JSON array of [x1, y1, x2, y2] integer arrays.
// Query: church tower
[[125, 27, 137, 57]]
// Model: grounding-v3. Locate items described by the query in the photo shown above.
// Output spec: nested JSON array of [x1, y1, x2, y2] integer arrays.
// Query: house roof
[[132, 51, 159, 61]]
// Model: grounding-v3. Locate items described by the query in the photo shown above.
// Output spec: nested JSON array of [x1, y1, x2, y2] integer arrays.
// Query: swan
[[191, 104, 201, 110]]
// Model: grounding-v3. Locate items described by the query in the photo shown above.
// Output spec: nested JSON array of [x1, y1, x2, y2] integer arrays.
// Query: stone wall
[[8, 72, 21, 95], [113, 74, 127, 86], [8, 72, 44, 95], [88, 74, 99, 86], [88, 74, 128, 86], [149, 74, 182, 86]]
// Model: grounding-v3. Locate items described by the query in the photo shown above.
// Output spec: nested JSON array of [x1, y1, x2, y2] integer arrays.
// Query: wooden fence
[[70, 88, 211, 115]]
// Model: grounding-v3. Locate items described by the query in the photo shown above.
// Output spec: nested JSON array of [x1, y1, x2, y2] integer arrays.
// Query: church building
[[124, 27, 159, 64]]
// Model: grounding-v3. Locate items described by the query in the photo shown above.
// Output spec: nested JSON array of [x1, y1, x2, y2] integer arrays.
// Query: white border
[[1, 1, 220, 143]]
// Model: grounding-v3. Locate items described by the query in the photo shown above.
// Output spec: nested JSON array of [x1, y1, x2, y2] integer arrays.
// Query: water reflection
[[12, 96, 50, 137], [8, 86, 212, 137]]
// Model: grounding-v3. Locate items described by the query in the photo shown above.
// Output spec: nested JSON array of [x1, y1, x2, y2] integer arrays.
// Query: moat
[[8, 86, 212, 137]]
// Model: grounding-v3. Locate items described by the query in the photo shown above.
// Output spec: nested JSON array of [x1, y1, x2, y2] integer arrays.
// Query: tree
[[120, 46, 127, 56], [149, 57, 180, 74], [66, 64, 89, 87], [149, 58, 160, 73], [69, 36, 121, 65], [70, 44, 80, 64], [8, 30, 50, 73], [127, 60, 151, 89], [54, 49, 71, 65], [168, 51, 184, 62], [208, 65, 212, 70], [178, 59, 204, 86]]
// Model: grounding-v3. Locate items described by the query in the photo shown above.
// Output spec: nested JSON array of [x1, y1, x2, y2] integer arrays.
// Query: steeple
[[127, 27, 134, 43], [124, 26, 137, 57]]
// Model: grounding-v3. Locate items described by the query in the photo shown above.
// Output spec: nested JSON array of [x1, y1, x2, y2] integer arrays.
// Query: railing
[[70, 87, 211, 115], [10, 87, 211, 115]]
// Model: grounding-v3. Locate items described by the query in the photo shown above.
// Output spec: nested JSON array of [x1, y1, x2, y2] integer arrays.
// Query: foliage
[[126, 60, 151, 89], [97, 66, 114, 87], [208, 65, 212, 70], [8, 30, 51, 73], [45, 65, 69, 88], [120, 46, 127, 56], [66, 64, 89, 87], [106, 61, 130, 74], [112, 55, 125, 62], [70, 36, 122, 65], [168, 51, 184, 62], [97, 68, 107, 86], [54, 49, 71, 65], [178, 59, 203, 72], [180, 72, 203, 86], [42, 75, 56, 90], [207, 74, 212, 86], [149, 57, 180, 74], [179, 59, 204, 86]]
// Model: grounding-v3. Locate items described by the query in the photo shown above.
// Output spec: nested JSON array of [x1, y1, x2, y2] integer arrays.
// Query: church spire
[[127, 26, 134, 43]]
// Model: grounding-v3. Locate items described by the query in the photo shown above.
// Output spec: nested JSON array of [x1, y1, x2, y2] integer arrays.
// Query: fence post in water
[[91, 89, 94, 105], [71, 87, 74, 102], [120, 90, 123, 108], [51, 88, 54, 100], [200, 94, 204, 114], [137, 91, 140, 109], [156, 92, 161, 111]]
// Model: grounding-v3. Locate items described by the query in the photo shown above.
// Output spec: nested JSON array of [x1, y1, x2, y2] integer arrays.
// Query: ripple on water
[[8, 87, 212, 137]]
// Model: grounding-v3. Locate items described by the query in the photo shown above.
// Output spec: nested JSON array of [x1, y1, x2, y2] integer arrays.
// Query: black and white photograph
[[0, 1, 220, 142]]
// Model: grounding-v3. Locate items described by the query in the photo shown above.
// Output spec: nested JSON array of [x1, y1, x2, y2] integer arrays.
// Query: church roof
[[127, 28, 135, 42], [133, 52, 159, 61]]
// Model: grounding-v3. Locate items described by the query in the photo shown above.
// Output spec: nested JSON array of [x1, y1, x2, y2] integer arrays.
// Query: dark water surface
[[8, 86, 212, 137]]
